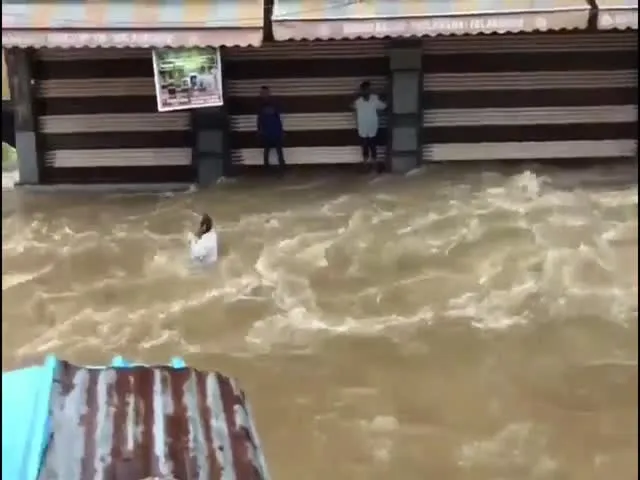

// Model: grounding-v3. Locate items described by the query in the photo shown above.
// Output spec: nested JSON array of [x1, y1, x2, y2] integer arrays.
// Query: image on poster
[[152, 47, 223, 112]]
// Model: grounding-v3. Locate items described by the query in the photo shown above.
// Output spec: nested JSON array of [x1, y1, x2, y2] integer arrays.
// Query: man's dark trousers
[[263, 138, 286, 169]]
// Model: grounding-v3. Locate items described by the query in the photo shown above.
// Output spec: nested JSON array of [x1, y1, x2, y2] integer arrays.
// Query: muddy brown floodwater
[[2, 165, 638, 480]]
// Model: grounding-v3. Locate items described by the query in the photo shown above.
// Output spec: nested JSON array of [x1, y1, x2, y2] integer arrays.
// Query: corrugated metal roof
[[38, 361, 269, 480], [271, 0, 592, 40]]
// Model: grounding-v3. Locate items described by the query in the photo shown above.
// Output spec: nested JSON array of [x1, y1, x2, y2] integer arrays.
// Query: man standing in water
[[257, 86, 286, 171], [189, 213, 218, 265], [353, 81, 386, 171]]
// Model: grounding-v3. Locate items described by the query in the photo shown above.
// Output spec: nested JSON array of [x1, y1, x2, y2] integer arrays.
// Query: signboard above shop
[[270, 0, 593, 40], [2, 30, 257, 48]]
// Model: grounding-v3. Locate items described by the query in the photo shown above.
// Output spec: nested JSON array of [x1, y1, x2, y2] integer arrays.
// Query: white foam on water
[[457, 422, 558, 477], [360, 415, 401, 463], [3, 165, 636, 480], [2, 166, 638, 358]]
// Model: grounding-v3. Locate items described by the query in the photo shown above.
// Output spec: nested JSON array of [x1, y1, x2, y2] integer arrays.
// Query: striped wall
[[421, 32, 638, 163], [224, 40, 390, 165], [225, 32, 637, 166], [34, 48, 194, 184], [31, 31, 638, 183]]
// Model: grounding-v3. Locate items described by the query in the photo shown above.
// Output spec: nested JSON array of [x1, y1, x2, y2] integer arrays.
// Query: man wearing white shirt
[[352, 81, 386, 169], [189, 213, 218, 265]]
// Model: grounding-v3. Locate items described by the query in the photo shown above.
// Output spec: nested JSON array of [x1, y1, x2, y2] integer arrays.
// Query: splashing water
[[2, 165, 638, 480]]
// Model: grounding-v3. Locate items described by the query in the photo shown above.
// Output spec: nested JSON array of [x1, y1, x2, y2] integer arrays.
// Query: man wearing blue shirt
[[257, 86, 286, 170]]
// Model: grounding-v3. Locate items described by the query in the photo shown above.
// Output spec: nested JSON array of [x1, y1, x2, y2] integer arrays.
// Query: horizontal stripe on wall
[[224, 40, 389, 60], [233, 107, 638, 131], [221, 32, 638, 62], [38, 48, 152, 61], [46, 149, 192, 168], [421, 51, 637, 73], [233, 143, 638, 166], [421, 106, 638, 127], [37, 78, 157, 98], [227, 88, 636, 115], [231, 113, 387, 131], [419, 32, 638, 54], [34, 58, 155, 80], [39, 113, 190, 134], [42, 131, 191, 150], [423, 140, 637, 162], [37, 34, 633, 64], [222, 52, 638, 81], [224, 57, 388, 80], [225, 71, 637, 98], [422, 70, 638, 91], [227, 95, 377, 115], [229, 123, 637, 149], [421, 123, 637, 143], [35, 47, 636, 85], [35, 35, 636, 75], [37, 97, 160, 115], [224, 33, 638, 62], [423, 88, 637, 109], [34, 57, 386, 81], [43, 166, 195, 184], [229, 130, 387, 149], [232, 147, 365, 165], [37, 76, 389, 99], [227, 76, 387, 97], [36, 88, 636, 117]]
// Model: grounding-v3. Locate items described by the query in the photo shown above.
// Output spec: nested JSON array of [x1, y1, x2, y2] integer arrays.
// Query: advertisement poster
[[152, 47, 223, 112]]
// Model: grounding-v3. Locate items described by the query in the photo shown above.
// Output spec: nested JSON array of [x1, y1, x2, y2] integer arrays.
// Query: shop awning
[[2, 0, 264, 49], [271, 0, 592, 40], [596, 0, 638, 29]]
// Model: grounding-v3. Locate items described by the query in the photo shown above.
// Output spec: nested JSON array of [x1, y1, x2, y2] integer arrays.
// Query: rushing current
[[2, 164, 638, 480]]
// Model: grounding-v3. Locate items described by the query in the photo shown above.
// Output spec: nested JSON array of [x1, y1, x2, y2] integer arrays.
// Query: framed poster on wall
[[152, 47, 223, 112]]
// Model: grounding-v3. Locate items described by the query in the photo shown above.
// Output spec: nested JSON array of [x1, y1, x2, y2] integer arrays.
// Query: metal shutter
[[225, 40, 390, 165], [35, 48, 193, 183], [422, 32, 637, 163]]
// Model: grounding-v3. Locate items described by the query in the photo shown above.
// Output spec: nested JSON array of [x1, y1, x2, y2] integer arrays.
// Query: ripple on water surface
[[2, 165, 638, 480]]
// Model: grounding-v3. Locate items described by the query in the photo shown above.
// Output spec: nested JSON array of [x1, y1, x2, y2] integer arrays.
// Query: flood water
[[2, 165, 638, 480]]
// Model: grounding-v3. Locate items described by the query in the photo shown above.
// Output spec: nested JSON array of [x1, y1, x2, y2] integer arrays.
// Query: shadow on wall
[[2, 53, 16, 148], [2, 104, 15, 148], [2, 53, 8, 100]]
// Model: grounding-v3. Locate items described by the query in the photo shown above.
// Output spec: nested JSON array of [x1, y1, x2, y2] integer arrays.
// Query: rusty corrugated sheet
[[39, 361, 269, 480]]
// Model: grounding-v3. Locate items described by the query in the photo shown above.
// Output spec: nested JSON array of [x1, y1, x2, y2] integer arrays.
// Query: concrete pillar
[[4, 48, 40, 185], [386, 42, 423, 174], [190, 106, 229, 187]]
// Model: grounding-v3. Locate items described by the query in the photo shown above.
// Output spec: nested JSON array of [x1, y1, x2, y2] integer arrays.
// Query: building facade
[[224, 39, 390, 167], [419, 31, 637, 164], [2, 0, 638, 185], [2, 0, 264, 185], [260, 0, 638, 170]]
